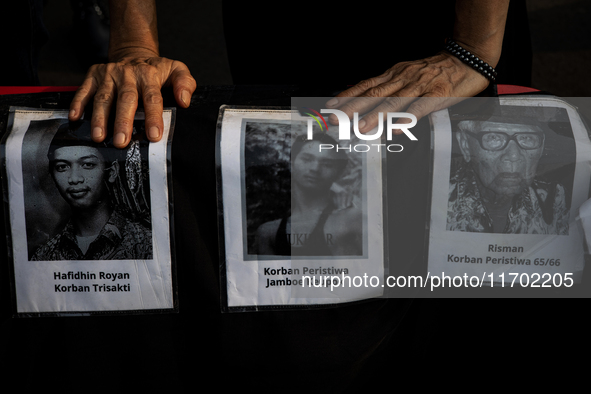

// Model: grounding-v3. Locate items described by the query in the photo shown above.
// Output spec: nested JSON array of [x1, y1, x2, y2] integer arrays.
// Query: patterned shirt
[[447, 163, 569, 234], [31, 210, 153, 260]]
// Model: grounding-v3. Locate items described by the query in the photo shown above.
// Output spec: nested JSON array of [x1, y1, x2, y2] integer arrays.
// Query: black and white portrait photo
[[4, 108, 175, 314], [218, 107, 385, 308], [243, 121, 364, 257], [446, 104, 575, 235], [23, 119, 153, 261]]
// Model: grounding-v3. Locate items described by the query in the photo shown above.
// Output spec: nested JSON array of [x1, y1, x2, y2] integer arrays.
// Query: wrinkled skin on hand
[[69, 56, 197, 148], [325, 53, 489, 134]]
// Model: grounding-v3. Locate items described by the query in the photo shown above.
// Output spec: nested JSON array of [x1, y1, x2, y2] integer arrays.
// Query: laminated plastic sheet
[[426, 96, 591, 294], [217, 106, 387, 310], [1, 107, 177, 316]]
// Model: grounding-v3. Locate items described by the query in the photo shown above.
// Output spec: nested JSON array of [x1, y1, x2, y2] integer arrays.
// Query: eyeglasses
[[464, 130, 545, 151]]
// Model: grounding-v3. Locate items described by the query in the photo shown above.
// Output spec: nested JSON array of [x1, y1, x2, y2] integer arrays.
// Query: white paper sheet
[[3, 108, 175, 314], [427, 97, 590, 287], [218, 107, 385, 308]]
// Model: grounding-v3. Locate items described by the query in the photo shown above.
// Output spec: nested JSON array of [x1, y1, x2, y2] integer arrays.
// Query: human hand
[[331, 183, 357, 210], [324, 52, 489, 134], [69, 56, 197, 148]]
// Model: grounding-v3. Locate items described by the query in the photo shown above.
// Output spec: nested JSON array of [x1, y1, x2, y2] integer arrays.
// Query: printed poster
[[2, 108, 176, 315], [427, 97, 591, 288], [217, 107, 385, 309]]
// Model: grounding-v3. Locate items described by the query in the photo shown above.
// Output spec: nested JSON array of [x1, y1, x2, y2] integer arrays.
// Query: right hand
[[69, 55, 197, 148]]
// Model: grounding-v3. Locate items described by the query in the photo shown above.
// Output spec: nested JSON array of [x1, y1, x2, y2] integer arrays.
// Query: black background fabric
[[0, 0, 48, 86], [0, 88, 418, 392], [223, 0, 532, 87], [1, 0, 586, 391], [2, 88, 588, 393], [0, 86, 441, 392]]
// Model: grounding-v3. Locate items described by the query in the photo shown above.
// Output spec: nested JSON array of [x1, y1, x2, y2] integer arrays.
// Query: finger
[[69, 68, 99, 121], [327, 78, 408, 125], [325, 95, 355, 110], [335, 72, 394, 98], [387, 95, 463, 137], [325, 72, 396, 115], [344, 193, 353, 208], [335, 195, 351, 210], [395, 95, 465, 132], [325, 79, 391, 121], [328, 96, 383, 125], [91, 78, 117, 143], [168, 61, 197, 108], [356, 96, 417, 133], [355, 80, 431, 133], [140, 76, 164, 142], [113, 70, 139, 148]]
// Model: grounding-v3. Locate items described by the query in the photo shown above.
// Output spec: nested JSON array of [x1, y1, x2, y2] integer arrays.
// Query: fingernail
[[327, 98, 338, 107], [114, 132, 126, 147], [69, 109, 76, 119], [181, 90, 190, 106], [329, 114, 338, 125], [358, 119, 366, 130], [149, 126, 160, 139], [92, 127, 103, 140]]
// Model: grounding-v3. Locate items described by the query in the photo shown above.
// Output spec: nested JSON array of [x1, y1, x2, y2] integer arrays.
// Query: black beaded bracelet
[[444, 38, 497, 82]]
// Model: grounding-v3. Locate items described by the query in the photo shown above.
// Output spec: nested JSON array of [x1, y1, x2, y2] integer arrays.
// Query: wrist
[[451, 37, 502, 68], [108, 46, 159, 63], [108, 0, 159, 62], [444, 38, 497, 82]]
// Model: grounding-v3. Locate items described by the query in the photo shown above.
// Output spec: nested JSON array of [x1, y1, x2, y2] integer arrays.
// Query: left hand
[[324, 52, 489, 134]]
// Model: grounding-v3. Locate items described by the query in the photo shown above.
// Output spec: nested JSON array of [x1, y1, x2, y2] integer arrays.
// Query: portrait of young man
[[254, 134, 362, 256], [242, 121, 363, 257], [28, 119, 153, 261], [447, 105, 572, 235]]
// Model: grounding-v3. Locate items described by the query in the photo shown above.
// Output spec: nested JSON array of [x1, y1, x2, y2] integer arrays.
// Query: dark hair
[[450, 100, 548, 130], [47, 119, 151, 223], [47, 120, 125, 169]]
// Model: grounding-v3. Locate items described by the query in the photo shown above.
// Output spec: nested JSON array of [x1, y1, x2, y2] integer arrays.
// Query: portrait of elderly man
[[447, 107, 570, 234], [31, 120, 153, 261], [255, 134, 362, 256]]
